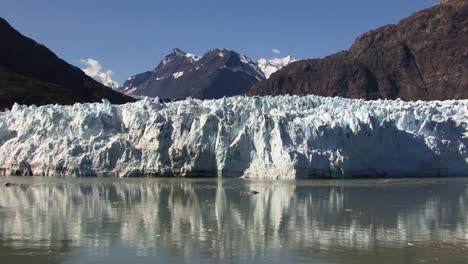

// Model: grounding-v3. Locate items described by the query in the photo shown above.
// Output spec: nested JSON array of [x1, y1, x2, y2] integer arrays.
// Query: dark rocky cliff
[[0, 18, 134, 109], [248, 0, 468, 101]]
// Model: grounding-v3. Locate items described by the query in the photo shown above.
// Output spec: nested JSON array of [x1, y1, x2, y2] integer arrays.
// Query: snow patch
[[238, 53, 266, 78], [186, 53, 200, 62], [239, 54, 251, 65], [123, 87, 138, 94], [172, 71, 184, 79]]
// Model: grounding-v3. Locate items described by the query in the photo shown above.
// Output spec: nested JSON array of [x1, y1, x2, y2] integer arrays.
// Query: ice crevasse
[[0, 95, 466, 179]]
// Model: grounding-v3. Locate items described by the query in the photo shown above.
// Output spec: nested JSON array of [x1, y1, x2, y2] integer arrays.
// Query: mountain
[[80, 58, 120, 90], [248, 0, 468, 101], [0, 18, 134, 109], [120, 48, 265, 99], [257, 56, 296, 79]]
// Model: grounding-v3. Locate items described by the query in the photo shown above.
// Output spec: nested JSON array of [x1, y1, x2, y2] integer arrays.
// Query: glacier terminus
[[0, 95, 466, 179]]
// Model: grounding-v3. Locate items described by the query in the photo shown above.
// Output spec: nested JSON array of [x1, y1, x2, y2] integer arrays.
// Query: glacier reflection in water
[[0, 178, 467, 264]]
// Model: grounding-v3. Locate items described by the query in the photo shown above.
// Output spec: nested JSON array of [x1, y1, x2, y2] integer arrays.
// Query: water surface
[[0, 177, 467, 264]]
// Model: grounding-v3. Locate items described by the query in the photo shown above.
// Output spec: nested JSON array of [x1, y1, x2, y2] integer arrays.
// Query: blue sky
[[1, 0, 436, 84]]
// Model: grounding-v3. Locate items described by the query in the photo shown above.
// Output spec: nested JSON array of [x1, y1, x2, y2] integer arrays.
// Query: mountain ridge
[[0, 17, 134, 109], [119, 48, 265, 100], [248, 0, 468, 101]]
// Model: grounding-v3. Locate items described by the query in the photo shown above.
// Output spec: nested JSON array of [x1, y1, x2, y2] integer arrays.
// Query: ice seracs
[[0, 95, 466, 178]]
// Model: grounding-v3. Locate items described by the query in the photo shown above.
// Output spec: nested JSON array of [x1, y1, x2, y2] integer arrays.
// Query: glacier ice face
[[0, 95, 466, 178]]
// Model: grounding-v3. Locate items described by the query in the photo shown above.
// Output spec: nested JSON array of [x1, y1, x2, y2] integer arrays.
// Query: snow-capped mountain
[[80, 58, 120, 89], [120, 48, 265, 99], [257, 56, 296, 79], [249, 0, 468, 101], [1, 96, 466, 178], [101, 77, 119, 90]]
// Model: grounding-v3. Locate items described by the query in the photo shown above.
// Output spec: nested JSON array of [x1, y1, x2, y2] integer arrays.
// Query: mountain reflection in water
[[0, 178, 467, 264]]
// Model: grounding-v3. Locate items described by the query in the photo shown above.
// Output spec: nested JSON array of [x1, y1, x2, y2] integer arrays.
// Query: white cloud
[[80, 58, 119, 89], [272, 49, 281, 55]]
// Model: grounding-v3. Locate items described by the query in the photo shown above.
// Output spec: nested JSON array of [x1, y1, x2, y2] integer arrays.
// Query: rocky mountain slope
[[248, 0, 468, 101], [0, 18, 134, 109], [120, 48, 265, 99]]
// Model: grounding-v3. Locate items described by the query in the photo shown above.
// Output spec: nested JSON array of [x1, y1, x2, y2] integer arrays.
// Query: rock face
[[0, 18, 134, 109], [248, 0, 468, 101], [120, 48, 265, 100], [0, 96, 466, 178]]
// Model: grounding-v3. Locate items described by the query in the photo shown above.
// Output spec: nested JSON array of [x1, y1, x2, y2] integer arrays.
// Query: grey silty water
[[0, 177, 467, 264]]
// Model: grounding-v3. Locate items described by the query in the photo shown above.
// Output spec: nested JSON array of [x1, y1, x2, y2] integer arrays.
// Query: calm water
[[0, 177, 467, 264]]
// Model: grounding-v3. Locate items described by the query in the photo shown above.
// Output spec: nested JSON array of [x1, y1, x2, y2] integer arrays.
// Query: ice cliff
[[0, 95, 466, 178]]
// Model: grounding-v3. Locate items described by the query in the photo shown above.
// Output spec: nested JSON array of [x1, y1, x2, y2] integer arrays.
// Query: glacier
[[0, 95, 466, 178]]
